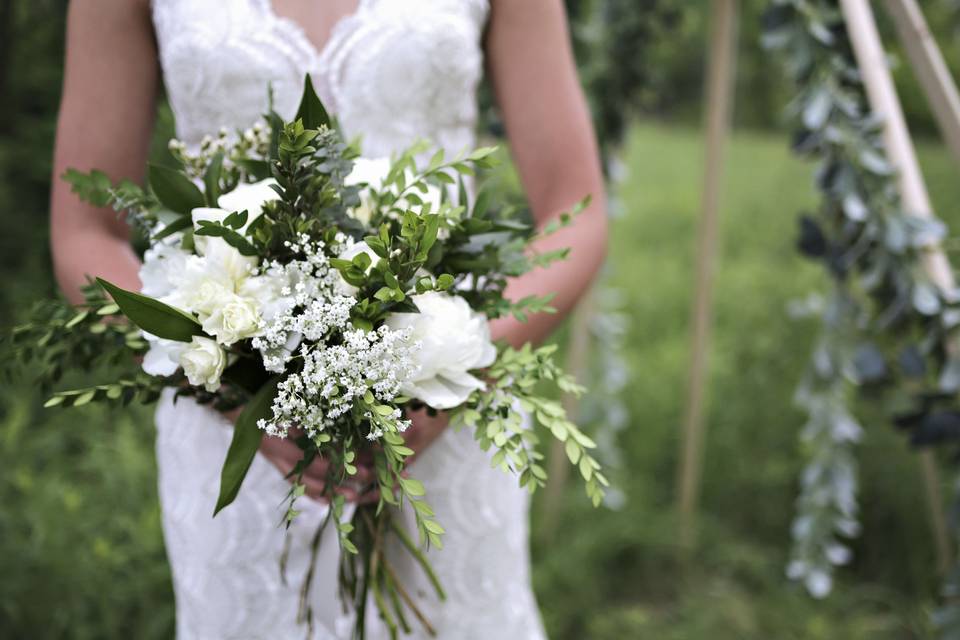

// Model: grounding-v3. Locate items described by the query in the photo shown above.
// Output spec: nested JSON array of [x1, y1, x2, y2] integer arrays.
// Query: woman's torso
[[151, 0, 488, 156]]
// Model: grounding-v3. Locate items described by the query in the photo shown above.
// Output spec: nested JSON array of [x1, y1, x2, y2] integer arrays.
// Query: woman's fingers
[[258, 433, 378, 504]]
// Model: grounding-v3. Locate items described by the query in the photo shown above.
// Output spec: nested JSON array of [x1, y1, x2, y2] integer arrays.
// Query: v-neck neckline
[[265, 0, 365, 62]]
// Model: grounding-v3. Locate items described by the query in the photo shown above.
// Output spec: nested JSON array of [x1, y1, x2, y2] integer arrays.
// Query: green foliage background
[[3, 1, 960, 637]]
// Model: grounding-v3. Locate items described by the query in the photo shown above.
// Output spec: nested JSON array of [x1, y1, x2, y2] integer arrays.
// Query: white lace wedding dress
[[150, 1, 546, 638]]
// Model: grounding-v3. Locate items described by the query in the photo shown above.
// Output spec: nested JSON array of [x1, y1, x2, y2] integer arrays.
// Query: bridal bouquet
[[11, 77, 604, 637]]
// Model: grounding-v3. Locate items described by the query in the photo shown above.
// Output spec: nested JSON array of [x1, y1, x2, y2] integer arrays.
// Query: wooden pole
[[882, 0, 960, 168], [840, 0, 953, 574], [676, 0, 739, 551], [539, 290, 594, 539]]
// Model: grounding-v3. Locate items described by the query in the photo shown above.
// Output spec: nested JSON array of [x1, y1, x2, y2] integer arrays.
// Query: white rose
[[334, 240, 380, 296], [385, 291, 497, 409], [139, 241, 190, 299], [141, 337, 185, 377], [183, 279, 234, 318], [201, 294, 261, 345], [180, 238, 258, 297], [179, 336, 227, 392]]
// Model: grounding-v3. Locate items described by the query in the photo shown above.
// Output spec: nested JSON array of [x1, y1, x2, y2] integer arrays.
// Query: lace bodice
[[150, 1, 547, 638], [153, 0, 487, 157]]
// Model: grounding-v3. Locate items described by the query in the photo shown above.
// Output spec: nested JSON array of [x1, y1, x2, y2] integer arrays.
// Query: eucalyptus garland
[[763, 0, 959, 603]]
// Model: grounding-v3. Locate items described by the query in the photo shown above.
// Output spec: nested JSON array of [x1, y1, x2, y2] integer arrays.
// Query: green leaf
[[149, 163, 205, 214], [422, 518, 445, 535], [214, 377, 280, 516], [472, 189, 491, 219], [151, 215, 193, 241], [97, 277, 202, 342], [43, 395, 66, 408], [222, 210, 249, 229], [194, 222, 258, 256], [73, 390, 97, 406], [235, 158, 272, 181], [294, 74, 331, 130], [468, 146, 498, 162], [400, 478, 426, 497], [65, 311, 89, 329], [203, 152, 224, 206], [62, 168, 113, 207], [436, 274, 455, 290]]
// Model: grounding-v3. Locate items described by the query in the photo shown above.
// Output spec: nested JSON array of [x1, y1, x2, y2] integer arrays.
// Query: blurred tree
[[0, 0, 69, 313]]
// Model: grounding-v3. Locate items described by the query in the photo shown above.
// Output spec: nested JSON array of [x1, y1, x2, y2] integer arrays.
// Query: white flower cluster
[[260, 324, 418, 439], [168, 121, 271, 183], [251, 235, 353, 373], [250, 235, 419, 438]]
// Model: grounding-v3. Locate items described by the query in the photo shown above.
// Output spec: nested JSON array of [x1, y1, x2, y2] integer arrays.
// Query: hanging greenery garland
[[763, 0, 959, 603]]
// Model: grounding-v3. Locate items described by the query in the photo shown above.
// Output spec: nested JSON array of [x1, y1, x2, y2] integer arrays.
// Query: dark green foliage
[[4, 283, 147, 392], [97, 278, 202, 343], [214, 377, 278, 515]]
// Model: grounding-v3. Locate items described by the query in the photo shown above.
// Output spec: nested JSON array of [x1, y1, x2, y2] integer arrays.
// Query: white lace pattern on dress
[[150, 1, 547, 638]]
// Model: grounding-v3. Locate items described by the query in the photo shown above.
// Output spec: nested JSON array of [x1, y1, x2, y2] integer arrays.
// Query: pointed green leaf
[[194, 222, 258, 255], [236, 158, 272, 181], [152, 215, 193, 241], [149, 163, 205, 214], [44, 395, 66, 408], [97, 277, 202, 342], [203, 152, 224, 205], [214, 377, 281, 516], [295, 74, 331, 130]]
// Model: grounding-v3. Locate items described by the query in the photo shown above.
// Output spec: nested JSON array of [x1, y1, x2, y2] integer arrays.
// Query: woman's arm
[[401, 1, 609, 454], [50, 0, 159, 303], [485, 0, 608, 347]]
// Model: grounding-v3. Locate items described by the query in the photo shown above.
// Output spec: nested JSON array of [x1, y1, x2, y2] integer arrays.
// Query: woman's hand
[[224, 406, 376, 503], [223, 405, 447, 503], [258, 432, 377, 503]]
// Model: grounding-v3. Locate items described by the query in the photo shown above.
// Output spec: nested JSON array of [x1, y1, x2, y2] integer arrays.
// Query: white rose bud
[[201, 294, 261, 346], [385, 291, 497, 409], [180, 336, 227, 392]]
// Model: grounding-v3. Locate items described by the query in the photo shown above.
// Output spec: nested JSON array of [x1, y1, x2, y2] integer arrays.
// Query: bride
[[50, 0, 607, 638]]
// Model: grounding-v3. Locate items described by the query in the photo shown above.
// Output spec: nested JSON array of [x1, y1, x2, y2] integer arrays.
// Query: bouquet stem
[[345, 504, 444, 638]]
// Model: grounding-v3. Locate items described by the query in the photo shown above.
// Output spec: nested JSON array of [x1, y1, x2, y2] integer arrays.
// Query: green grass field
[[3, 122, 960, 638]]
